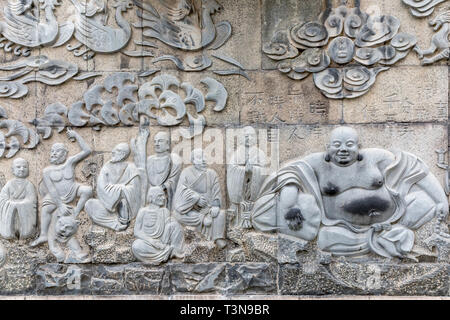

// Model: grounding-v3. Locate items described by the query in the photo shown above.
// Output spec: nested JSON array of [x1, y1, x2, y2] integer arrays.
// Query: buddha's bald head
[[147, 186, 166, 207], [327, 126, 361, 166]]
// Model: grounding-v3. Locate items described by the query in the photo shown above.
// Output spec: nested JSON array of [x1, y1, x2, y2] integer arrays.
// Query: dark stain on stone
[[343, 196, 390, 216]]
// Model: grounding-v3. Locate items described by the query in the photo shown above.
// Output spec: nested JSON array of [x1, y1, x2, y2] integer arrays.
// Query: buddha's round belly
[[322, 187, 396, 225]]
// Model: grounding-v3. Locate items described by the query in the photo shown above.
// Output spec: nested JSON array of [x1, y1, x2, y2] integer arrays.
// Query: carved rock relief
[[400, 0, 450, 65], [263, 0, 418, 99], [0, 0, 447, 297], [31, 73, 228, 140], [242, 126, 450, 261], [402, 0, 448, 18], [0, 0, 248, 77]]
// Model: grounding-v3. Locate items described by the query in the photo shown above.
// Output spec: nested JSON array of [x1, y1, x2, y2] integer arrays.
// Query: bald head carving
[[327, 126, 361, 166]]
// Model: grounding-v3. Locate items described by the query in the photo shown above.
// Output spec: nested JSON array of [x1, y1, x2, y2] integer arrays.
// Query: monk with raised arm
[[31, 129, 93, 247]]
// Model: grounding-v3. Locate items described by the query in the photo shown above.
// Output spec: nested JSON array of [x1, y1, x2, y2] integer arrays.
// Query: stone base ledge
[[0, 295, 449, 300]]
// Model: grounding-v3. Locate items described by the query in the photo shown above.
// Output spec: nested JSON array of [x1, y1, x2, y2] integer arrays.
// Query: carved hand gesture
[[66, 128, 78, 142], [197, 196, 207, 208]]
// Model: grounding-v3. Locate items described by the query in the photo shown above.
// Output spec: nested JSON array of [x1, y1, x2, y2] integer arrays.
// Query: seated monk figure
[[85, 143, 142, 231], [132, 186, 185, 265], [250, 126, 448, 260], [174, 149, 227, 249], [0, 158, 37, 240]]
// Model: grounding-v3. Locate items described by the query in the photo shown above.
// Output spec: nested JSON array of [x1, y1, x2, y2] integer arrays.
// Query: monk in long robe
[[0, 158, 37, 240], [132, 186, 184, 264], [147, 132, 182, 210], [227, 126, 268, 228], [174, 149, 227, 249], [86, 143, 142, 231]]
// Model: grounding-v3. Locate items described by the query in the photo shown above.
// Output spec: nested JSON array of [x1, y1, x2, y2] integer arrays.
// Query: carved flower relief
[[262, 2, 417, 99]]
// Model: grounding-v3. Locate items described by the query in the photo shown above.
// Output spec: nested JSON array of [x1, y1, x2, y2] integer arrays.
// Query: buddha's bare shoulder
[[301, 152, 326, 168], [362, 148, 395, 162]]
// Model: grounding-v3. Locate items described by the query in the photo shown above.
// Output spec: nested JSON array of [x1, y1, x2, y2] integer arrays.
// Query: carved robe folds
[[0, 179, 37, 239], [86, 161, 141, 230], [174, 167, 226, 242], [147, 154, 182, 208], [227, 146, 267, 228], [132, 207, 184, 265]]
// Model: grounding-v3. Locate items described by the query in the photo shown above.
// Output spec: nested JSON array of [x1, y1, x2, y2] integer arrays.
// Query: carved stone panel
[[0, 0, 447, 299]]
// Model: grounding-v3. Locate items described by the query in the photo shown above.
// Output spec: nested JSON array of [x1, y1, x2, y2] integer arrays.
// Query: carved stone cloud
[[263, 0, 417, 99]]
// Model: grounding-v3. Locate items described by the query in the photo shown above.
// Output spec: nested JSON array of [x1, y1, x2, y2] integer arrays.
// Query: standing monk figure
[[147, 132, 182, 209], [31, 129, 93, 247], [227, 126, 268, 228]]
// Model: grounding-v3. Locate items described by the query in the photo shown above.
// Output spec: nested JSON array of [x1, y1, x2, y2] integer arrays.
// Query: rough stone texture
[[0, 0, 447, 297]]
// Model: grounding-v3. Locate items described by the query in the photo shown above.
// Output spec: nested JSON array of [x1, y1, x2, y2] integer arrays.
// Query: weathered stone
[[35, 264, 92, 295], [277, 234, 312, 264], [124, 264, 170, 295], [226, 263, 277, 295], [169, 263, 227, 294]]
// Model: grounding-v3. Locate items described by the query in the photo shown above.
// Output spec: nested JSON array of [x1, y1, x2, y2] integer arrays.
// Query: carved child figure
[[0, 158, 37, 240], [31, 129, 93, 247], [132, 186, 185, 265]]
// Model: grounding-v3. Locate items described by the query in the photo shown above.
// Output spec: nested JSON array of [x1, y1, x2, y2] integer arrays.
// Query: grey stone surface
[[0, 0, 447, 298]]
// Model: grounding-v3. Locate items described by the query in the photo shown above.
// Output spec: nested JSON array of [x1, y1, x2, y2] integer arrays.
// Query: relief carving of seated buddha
[[250, 126, 449, 260]]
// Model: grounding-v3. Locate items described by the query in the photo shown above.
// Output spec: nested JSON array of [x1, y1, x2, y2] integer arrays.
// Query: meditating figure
[[132, 186, 185, 265], [227, 126, 268, 228], [174, 149, 227, 249], [31, 129, 93, 247], [0, 158, 37, 240], [251, 126, 448, 260], [86, 143, 142, 231]]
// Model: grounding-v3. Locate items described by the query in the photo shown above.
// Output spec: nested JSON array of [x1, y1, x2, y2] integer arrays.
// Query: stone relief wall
[[0, 0, 448, 296]]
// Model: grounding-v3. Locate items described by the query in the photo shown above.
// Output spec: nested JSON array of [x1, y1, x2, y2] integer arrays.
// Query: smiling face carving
[[327, 126, 360, 167]]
